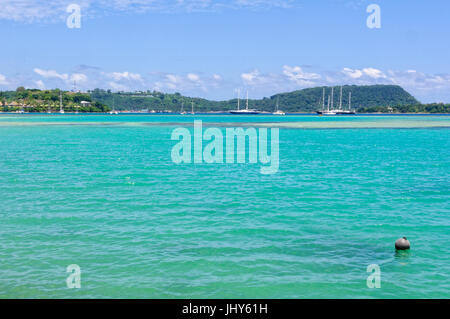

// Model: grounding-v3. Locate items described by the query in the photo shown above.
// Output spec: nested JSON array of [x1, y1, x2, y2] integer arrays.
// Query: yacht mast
[[59, 92, 63, 112], [339, 86, 343, 110], [276, 97, 279, 112], [331, 87, 334, 110], [191, 101, 194, 114], [246, 91, 249, 110], [349, 92, 352, 111], [237, 89, 240, 111], [327, 95, 330, 111], [322, 87, 325, 111]]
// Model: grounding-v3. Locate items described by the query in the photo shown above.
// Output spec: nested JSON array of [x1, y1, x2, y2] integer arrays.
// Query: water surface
[[0, 114, 449, 298]]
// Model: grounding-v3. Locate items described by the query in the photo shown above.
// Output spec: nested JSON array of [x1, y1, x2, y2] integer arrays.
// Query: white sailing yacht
[[109, 95, 119, 114], [336, 91, 356, 115], [59, 92, 64, 114], [180, 102, 187, 115], [272, 97, 285, 115], [317, 87, 336, 115]]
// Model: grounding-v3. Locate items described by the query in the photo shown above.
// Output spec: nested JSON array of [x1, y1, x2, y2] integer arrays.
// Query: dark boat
[[230, 90, 260, 115]]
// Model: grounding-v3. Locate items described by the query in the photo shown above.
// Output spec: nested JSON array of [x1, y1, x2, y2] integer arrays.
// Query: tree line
[[0, 87, 109, 113], [1, 85, 448, 114]]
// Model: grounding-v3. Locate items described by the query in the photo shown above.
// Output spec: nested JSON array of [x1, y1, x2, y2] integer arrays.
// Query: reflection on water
[[395, 249, 412, 265]]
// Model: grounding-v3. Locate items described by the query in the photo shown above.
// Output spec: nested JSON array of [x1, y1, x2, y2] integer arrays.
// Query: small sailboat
[[230, 90, 259, 114], [109, 95, 119, 114], [59, 92, 64, 114], [272, 97, 285, 115], [180, 102, 187, 115]]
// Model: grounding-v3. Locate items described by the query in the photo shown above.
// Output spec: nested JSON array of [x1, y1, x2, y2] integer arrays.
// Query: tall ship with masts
[[317, 87, 336, 115], [317, 86, 356, 115], [230, 90, 260, 114], [336, 90, 356, 115]]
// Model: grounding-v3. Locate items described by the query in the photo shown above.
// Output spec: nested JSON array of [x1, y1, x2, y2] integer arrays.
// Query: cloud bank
[[0, 65, 448, 103], [0, 0, 294, 23]]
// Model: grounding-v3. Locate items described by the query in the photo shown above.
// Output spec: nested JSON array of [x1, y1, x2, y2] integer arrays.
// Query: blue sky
[[1, 0, 449, 102]]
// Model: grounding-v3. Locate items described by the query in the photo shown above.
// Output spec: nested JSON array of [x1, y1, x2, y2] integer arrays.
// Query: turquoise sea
[[0, 114, 449, 298]]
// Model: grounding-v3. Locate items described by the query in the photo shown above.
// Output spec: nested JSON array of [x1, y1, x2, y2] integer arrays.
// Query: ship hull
[[229, 110, 260, 115]]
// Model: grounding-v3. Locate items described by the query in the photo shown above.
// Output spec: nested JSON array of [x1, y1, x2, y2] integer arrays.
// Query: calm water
[[0, 114, 449, 298]]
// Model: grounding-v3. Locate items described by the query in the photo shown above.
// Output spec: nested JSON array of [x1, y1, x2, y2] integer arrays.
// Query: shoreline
[[1, 111, 450, 116]]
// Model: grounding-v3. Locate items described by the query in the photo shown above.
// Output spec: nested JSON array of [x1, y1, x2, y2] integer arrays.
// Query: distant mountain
[[89, 85, 419, 113], [269, 85, 419, 113]]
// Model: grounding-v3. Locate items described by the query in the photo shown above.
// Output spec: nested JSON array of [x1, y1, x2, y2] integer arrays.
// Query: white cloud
[[187, 73, 200, 82], [5, 65, 450, 103], [282, 65, 321, 85], [107, 81, 129, 91], [34, 68, 69, 80], [109, 71, 142, 81], [153, 72, 218, 92], [342, 67, 363, 79], [362, 67, 386, 79], [342, 67, 386, 80], [33, 79, 45, 89], [70, 73, 88, 83], [0, 74, 8, 85], [241, 70, 260, 84]]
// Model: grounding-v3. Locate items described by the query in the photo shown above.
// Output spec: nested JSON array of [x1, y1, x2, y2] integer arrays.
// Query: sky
[[1, 0, 449, 102]]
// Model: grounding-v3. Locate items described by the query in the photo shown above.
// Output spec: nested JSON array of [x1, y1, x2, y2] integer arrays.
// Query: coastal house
[[8, 101, 20, 107], [80, 101, 91, 107]]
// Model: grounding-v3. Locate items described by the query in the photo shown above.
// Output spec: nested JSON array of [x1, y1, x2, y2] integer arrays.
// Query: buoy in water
[[395, 237, 411, 250]]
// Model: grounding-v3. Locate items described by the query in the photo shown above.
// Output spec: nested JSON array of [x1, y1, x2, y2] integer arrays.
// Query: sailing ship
[[230, 90, 259, 114], [109, 95, 119, 114], [317, 87, 336, 115], [59, 92, 64, 114], [317, 86, 356, 115], [272, 97, 285, 115], [180, 102, 187, 115], [336, 91, 356, 115]]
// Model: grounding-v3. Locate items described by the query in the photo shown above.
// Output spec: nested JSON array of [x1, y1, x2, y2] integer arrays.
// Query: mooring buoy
[[395, 237, 411, 250]]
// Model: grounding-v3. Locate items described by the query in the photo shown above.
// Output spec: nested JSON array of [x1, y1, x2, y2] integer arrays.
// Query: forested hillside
[[89, 85, 419, 113], [2, 85, 442, 113]]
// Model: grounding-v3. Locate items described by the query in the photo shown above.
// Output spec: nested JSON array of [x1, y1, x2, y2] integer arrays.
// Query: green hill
[[89, 85, 419, 113]]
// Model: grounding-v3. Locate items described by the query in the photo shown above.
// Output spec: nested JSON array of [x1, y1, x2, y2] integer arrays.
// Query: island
[[1, 85, 449, 114]]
